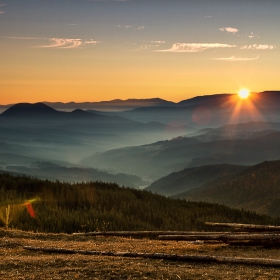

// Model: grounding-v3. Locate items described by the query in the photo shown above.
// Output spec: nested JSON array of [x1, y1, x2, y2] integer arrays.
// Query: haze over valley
[[2, 91, 280, 202]]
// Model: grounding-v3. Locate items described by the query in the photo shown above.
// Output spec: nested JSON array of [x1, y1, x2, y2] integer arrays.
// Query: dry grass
[[1, 229, 280, 279]]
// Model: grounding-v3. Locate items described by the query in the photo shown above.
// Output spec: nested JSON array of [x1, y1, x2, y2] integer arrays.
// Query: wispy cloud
[[150, 41, 166, 44], [156, 43, 236, 53], [41, 38, 100, 48], [130, 41, 166, 51], [248, 32, 259, 39], [7, 36, 100, 49], [118, 25, 131, 28], [41, 38, 83, 48], [133, 45, 151, 51], [219, 27, 239, 34], [212, 56, 259, 61], [240, 44, 276, 50], [117, 24, 144, 30], [204, 15, 212, 18], [7, 36, 43, 40], [84, 39, 100, 45]]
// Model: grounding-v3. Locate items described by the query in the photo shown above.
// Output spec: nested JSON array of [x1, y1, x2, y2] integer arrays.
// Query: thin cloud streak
[[219, 27, 239, 34], [42, 38, 100, 48], [6, 36, 99, 49], [156, 43, 236, 53], [212, 56, 259, 61], [41, 38, 83, 48], [240, 44, 276, 50]]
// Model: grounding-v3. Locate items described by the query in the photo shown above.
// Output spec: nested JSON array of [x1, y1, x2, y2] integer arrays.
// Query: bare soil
[[1, 229, 280, 279]]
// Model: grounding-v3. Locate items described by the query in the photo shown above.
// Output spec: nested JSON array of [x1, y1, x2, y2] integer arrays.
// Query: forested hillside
[[183, 160, 280, 216], [147, 164, 246, 196], [0, 173, 278, 233]]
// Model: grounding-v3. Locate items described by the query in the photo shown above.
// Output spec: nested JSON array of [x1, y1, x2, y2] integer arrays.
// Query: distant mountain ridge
[[1, 102, 58, 117], [80, 123, 280, 180], [181, 160, 280, 217], [0, 102, 187, 164], [44, 98, 176, 112], [0, 161, 144, 188], [1, 102, 103, 119], [98, 91, 280, 127], [146, 164, 246, 196]]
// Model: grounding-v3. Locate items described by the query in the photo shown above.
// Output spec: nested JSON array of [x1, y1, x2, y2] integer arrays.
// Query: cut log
[[158, 233, 280, 242], [72, 231, 231, 237], [23, 246, 280, 267], [205, 222, 280, 232]]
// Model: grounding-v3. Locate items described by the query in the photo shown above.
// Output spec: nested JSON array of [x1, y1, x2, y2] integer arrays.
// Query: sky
[[0, 0, 279, 104]]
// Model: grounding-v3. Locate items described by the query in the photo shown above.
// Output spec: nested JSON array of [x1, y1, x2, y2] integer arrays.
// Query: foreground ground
[[0, 229, 280, 279]]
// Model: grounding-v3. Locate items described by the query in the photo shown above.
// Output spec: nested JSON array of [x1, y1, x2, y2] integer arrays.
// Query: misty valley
[[2, 91, 280, 229]]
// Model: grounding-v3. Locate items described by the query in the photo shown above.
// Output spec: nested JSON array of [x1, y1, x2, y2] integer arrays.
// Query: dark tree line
[[0, 173, 278, 233]]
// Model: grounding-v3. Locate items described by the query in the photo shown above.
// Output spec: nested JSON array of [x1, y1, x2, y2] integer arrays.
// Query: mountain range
[[94, 91, 280, 127], [0, 102, 186, 163], [172, 160, 280, 217], [1, 91, 280, 216], [81, 125, 280, 180]]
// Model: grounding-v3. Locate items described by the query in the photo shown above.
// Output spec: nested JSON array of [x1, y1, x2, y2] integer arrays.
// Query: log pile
[[23, 246, 280, 267], [205, 222, 280, 232], [158, 223, 280, 246], [73, 231, 231, 237], [73, 223, 280, 246]]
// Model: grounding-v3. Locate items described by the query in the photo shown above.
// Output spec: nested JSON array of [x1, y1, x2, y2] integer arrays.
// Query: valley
[[1, 92, 280, 221]]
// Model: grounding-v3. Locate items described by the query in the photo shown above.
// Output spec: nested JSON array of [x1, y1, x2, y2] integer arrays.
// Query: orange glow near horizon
[[228, 93, 265, 124]]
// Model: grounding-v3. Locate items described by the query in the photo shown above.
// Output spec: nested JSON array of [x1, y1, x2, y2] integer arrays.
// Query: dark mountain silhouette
[[177, 93, 232, 107], [146, 164, 246, 196], [1, 102, 58, 117], [44, 98, 175, 112], [0, 102, 109, 121], [0, 103, 186, 164], [181, 160, 280, 217], [100, 91, 280, 127]]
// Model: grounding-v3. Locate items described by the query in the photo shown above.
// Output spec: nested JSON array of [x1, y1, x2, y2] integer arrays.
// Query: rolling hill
[[179, 160, 280, 217], [0, 173, 277, 233], [81, 125, 280, 180], [146, 164, 246, 196], [0, 161, 145, 188], [0, 103, 186, 163]]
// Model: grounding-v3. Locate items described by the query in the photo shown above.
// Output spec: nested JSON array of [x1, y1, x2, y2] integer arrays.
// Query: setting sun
[[238, 89, 250, 99]]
